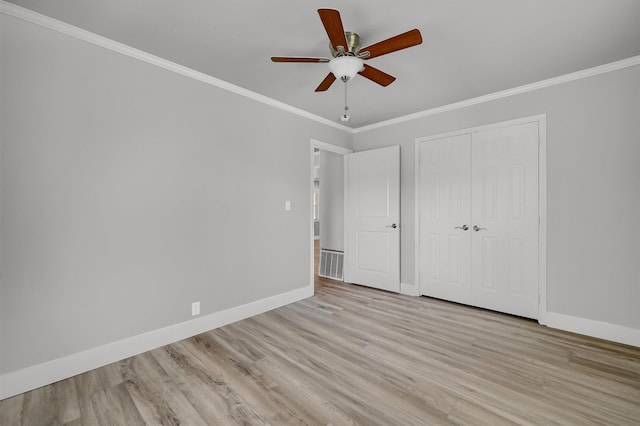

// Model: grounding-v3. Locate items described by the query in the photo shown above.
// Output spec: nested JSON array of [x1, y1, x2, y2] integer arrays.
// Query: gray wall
[[354, 65, 640, 330], [319, 150, 344, 252], [0, 14, 351, 374]]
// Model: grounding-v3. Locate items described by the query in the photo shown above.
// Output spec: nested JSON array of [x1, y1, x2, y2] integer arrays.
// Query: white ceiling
[[7, 0, 640, 128]]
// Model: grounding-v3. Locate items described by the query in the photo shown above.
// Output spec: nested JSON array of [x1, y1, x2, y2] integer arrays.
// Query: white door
[[419, 121, 539, 319], [471, 122, 539, 318], [418, 134, 472, 304], [346, 146, 400, 292]]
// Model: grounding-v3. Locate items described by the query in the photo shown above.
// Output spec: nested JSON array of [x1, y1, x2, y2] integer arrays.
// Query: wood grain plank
[[119, 353, 207, 426], [0, 393, 24, 426], [53, 377, 81, 424], [20, 385, 57, 426], [90, 383, 145, 425], [151, 342, 270, 425], [183, 334, 312, 425], [95, 362, 124, 389]]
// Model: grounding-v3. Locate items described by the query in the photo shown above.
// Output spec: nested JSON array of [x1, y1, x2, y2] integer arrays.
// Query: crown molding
[[354, 54, 640, 133], [0, 1, 353, 133]]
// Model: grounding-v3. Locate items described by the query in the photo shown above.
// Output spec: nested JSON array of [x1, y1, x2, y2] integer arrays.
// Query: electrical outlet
[[191, 301, 200, 316]]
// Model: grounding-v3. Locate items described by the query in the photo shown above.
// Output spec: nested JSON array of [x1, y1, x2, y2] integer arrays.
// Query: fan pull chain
[[341, 81, 350, 122]]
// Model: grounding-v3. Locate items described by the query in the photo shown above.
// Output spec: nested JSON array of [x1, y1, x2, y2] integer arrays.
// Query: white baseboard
[[544, 312, 639, 347], [0, 285, 313, 400], [400, 282, 419, 296]]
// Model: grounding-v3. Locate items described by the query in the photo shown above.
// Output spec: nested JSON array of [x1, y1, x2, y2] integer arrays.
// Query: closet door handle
[[473, 225, 487, 232], [386, 223, 398, 229], [454, 225, 469, 231]]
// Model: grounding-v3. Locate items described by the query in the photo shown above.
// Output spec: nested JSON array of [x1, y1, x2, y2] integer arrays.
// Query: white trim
[[310, 139, 353, 156], [400, 282, 419, 297], [355, 55, 640, 133], [414, 115, 547, 322], [310, 143, 316, 289], [545, 312, 640, 348], [537, 118, 549, 325], [414, 139, 421, 300], [0, 1, 352, 133], [343, 154, 351, 284], [0, 285, 312, 400]]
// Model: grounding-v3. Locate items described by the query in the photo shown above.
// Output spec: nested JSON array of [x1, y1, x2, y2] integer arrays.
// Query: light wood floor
[[2, 244, 639, 425]]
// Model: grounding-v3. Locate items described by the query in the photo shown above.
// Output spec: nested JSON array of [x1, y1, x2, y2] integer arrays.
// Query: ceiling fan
[[271, 9, 423, 92]]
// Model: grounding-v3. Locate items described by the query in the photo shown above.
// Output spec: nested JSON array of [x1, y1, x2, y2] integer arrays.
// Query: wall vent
[[319, 249, 344, 281]]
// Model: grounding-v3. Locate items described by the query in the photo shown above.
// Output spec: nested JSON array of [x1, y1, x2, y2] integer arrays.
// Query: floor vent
[[319, 249, 344, 281]]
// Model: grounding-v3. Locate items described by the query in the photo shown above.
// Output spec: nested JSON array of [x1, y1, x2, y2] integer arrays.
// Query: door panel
[[346, 146, 400, 292], [356, 231, 390, 273], [419, 134, 472, 304], [471, 122, 539, 318]]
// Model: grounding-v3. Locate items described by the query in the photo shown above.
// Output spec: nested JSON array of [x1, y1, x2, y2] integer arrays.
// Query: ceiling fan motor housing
[[330, 31, 362, 57]]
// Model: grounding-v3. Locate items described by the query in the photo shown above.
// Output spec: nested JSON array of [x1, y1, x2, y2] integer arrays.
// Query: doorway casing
[[310, 139, 353, 290]]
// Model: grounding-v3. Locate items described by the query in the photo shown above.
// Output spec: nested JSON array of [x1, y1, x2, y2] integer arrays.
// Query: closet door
[[418, 134, 472, 304], [471, 122, 539, 318]]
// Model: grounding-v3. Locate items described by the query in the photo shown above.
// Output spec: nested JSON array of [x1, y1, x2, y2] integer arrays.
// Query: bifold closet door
[[419, 121, 539, 319]]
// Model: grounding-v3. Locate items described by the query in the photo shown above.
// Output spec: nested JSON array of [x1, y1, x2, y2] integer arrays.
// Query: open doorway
[[310, 139, 352, 292]]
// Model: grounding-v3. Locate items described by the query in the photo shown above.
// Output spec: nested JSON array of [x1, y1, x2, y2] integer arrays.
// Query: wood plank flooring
[[2, 246, 639, 424]]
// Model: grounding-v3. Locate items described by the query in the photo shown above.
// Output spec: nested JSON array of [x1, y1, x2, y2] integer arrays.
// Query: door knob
[[386, 223, 398, 229], [473, 225, 487, 231], [454, 225, 469, 231]]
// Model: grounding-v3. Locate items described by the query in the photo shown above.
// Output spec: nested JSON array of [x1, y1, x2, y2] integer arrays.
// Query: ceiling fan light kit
[[271, 8, 422, 121], [328, 56, 364, 82]]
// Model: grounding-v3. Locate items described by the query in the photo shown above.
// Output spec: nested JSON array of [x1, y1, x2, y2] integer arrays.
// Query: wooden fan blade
[[359, 29, 422, 59], [358, 64, 396, 87], [318, 9, 348, 52], [271, 57, 330, 63], [315, 73, 337, 92]]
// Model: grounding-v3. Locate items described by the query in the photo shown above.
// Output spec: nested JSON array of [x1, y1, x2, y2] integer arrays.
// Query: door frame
[[414, 114, 548, 324], [309, 139, 353, 290]]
